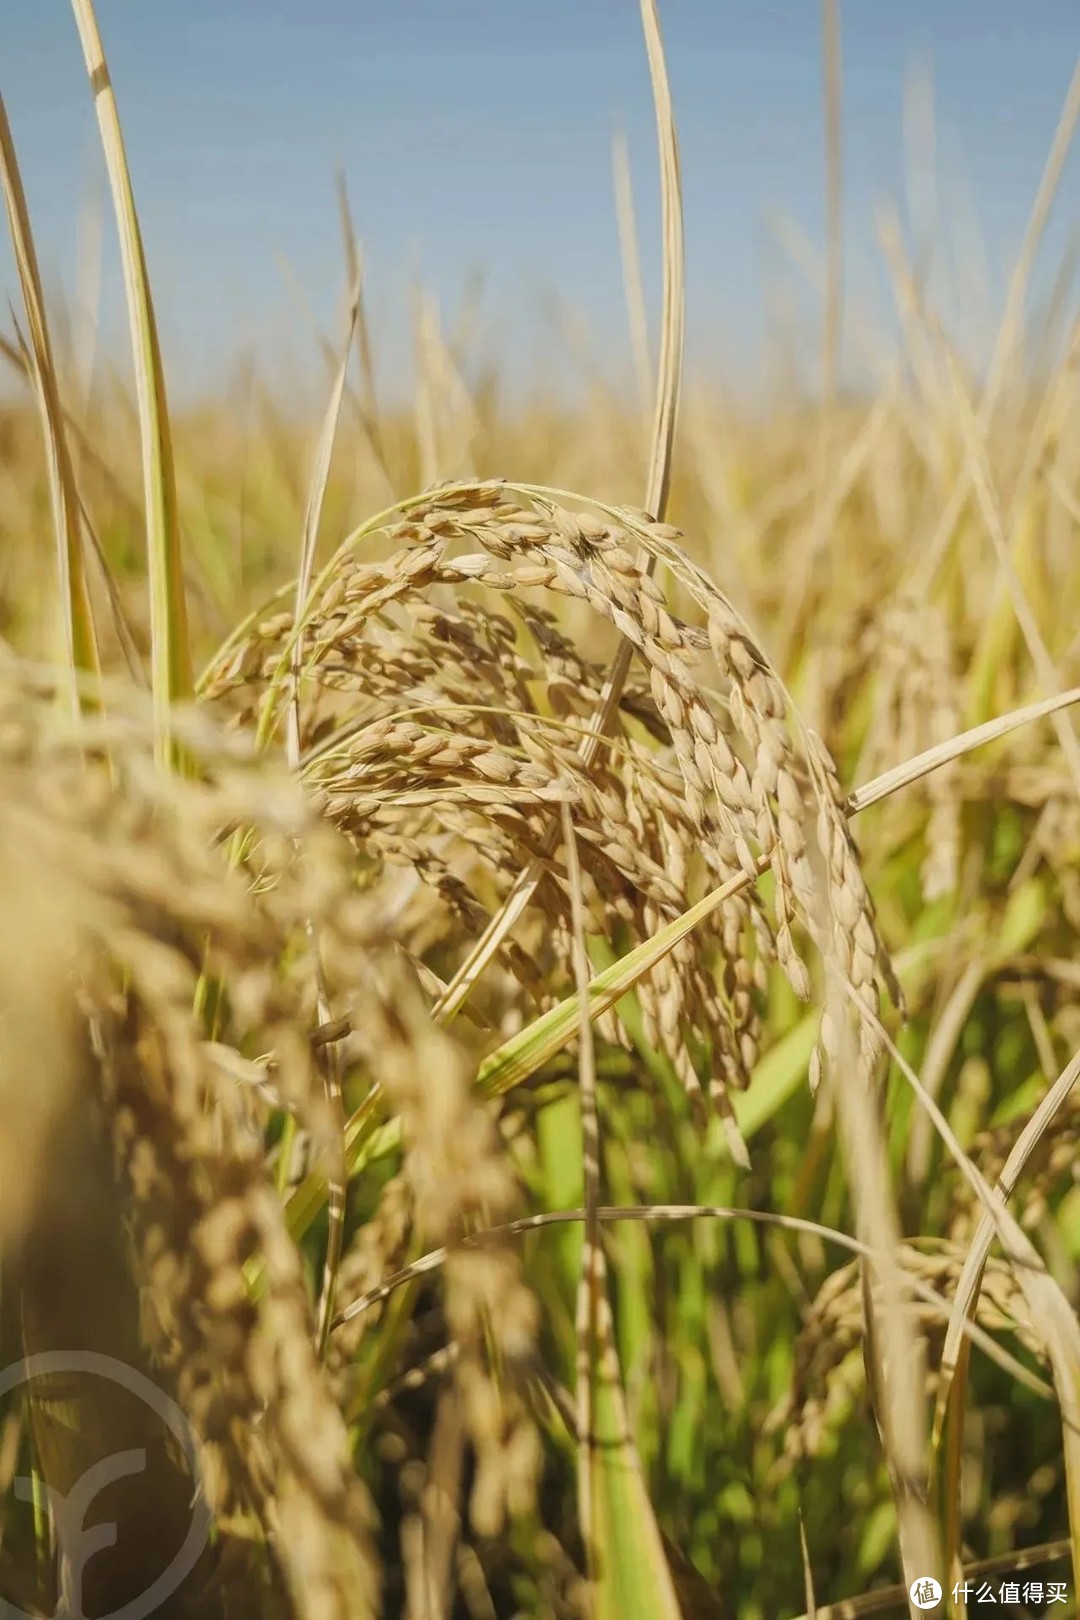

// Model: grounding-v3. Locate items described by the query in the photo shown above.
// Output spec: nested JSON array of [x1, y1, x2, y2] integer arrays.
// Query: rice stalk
[[845, 986, 1080, 1596], [611, 129, 653, 419], [561, 797, 685, 1618], [287, 269, 363, 1355], [332, 1209, 1047, 1400], [0, 92, 99, 709], [428, 0, 686, 1026], [334, 171, 393, 498], [820, 0, 843, 409], [69, 0, 191, 768]]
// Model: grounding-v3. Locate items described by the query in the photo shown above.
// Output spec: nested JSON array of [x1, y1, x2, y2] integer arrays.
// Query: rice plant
[[1, 2, 1079, 1618]]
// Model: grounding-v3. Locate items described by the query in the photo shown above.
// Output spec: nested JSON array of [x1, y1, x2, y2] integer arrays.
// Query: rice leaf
[[69, 0, 191, 769]]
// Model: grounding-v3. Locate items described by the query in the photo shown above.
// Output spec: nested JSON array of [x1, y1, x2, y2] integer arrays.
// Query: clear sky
[[2, 2, 1078, 403]]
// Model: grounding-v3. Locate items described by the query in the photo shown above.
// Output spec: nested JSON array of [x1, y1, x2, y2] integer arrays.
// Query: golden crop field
[[1, 3, 1079, 1618]]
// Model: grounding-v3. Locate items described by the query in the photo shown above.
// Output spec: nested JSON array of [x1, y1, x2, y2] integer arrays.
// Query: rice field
[[1, 3, 1080, 1618]]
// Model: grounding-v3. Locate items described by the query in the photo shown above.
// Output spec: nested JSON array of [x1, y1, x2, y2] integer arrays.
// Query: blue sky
[[2, 2, 1078, 403]]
